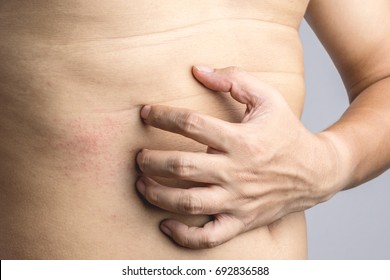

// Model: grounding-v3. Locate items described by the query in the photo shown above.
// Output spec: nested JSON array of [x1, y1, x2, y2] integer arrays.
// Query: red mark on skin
[[61, 115, 123, 155], [73, 132, 100, 154], [50, 114, 128, 183]]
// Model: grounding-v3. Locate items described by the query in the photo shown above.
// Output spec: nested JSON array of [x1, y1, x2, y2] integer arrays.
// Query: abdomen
[[0, 2, 307, 259]]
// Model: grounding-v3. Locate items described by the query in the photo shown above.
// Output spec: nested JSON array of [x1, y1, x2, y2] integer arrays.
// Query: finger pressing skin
[[137, 149, 228, 184], [192, 66, 278, 110], [140, 105, 234, 151], [160, 213, 245, 249], [136, 176, 231, 215]]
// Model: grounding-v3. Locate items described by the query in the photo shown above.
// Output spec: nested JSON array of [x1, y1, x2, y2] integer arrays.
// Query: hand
[[136, 66, 338, 249]]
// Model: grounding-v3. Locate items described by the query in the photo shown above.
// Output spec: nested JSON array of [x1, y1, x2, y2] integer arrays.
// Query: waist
[[0, 21, 307, 260], [0, 76, 307, 259]]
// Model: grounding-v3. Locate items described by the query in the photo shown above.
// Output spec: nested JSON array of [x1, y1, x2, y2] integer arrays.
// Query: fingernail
[[160, 224, 172, 237], [194, 65, 215, 73], [136, 178, 146, 195], [141, 105, 151, 119]]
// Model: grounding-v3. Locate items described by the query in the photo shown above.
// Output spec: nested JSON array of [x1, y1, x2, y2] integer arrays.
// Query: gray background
[[299, 20, 390, 259]]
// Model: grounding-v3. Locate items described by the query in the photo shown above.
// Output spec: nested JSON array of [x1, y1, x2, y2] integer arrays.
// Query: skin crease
[[0, 0, 309, 259], [136, 0, 390, 249], [0, 0, 389, 259]]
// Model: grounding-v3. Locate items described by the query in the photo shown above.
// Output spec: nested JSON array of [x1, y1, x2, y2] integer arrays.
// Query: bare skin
[[137, 65, 331, 248], [137, 0, 390, 248], [1, 0, 389, 259], [0, 0, 309, 259]]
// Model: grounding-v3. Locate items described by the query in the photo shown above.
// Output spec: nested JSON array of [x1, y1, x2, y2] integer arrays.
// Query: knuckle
[[225, 67, 244, 93], [200, 235, 219, 249], [241, 132, 262, 154], [145, 186, 160, 204], [180, 112, 202, 133], [181, 235, 192, 248], [178, 192, 203, 214], [167, 156, 194, 177]]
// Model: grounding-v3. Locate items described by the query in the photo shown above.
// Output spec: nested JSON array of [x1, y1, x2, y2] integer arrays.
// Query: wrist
[[315, 130, 353, 199], [288, 128, 345, 210]]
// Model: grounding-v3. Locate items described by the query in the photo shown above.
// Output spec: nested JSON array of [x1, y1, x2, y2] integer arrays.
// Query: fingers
[[140, 105, 234, 151], [137, 149, 228, 183], [192, 65, 278, 110], [160, 214, 245, 249], [136, 176, 231, 215]]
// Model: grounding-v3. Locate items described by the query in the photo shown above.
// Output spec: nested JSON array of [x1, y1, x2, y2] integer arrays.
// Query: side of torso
[[0, 0, 309, 259]]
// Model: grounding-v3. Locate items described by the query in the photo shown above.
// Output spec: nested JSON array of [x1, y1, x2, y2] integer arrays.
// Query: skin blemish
[[49, 114, 128, 183], [73, 132, 100, 154], [61, 115, 122, 155]]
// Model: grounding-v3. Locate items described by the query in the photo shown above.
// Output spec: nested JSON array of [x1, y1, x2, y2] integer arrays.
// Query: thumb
[[192, 66, 278, 110]]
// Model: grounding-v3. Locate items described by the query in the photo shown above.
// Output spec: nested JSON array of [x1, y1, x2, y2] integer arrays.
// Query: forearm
[[320, 77, 390, 193]]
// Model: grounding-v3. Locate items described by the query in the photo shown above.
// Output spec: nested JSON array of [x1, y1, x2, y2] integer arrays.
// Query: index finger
[[141, 105, 235, 152]]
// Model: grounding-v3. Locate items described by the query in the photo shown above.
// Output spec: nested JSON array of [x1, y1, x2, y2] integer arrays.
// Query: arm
[[136, 0, 390, 248], [306, 0, 390, 191]]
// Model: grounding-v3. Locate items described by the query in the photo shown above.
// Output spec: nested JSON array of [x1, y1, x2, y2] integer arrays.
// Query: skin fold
[[1, 0, 389, 258]]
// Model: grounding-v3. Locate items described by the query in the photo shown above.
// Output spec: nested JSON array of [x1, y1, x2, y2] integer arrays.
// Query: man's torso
[[0, 0, 309, 259]]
